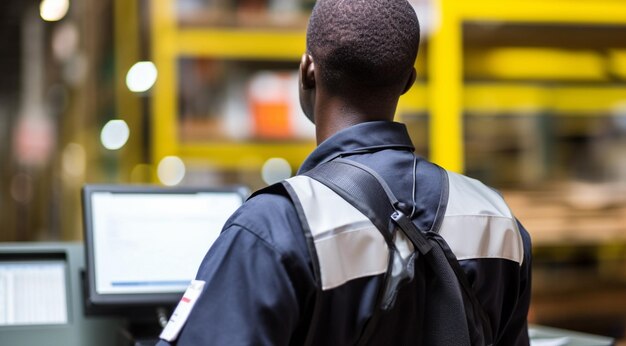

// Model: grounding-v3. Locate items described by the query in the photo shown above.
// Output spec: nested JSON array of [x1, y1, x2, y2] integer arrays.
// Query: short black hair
[[306, 0, 420, 94]]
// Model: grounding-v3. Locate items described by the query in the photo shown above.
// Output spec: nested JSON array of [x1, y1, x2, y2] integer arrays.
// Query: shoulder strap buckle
[[390, 210, 432, 255]]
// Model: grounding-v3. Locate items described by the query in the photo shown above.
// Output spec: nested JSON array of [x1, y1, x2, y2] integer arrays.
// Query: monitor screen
[[0, 259, 68, 326], [82, 185, 247, 311]]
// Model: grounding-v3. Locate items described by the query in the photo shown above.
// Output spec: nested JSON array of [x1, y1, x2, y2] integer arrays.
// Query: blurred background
[[0, 0, 625, 342]]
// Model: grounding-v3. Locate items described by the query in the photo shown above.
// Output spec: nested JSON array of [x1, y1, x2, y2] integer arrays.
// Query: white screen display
[[91, 192, 242, 295], [0, 261, 68, 326]]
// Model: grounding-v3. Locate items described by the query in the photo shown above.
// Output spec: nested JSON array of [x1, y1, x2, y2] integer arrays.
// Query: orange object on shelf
[[251, 101, 291, 139], [248, 72, 293, 139]]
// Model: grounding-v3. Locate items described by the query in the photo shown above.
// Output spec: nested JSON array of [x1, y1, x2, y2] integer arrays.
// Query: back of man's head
[[306, 0, 420, 96]]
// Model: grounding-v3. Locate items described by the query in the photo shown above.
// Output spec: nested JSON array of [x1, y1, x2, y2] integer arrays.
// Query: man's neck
[[314, 93, 398, 144]]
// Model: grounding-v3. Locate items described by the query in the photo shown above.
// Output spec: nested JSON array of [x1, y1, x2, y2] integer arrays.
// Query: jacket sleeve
[[158, 224, 302, 346], [497, 219, 533, 346]]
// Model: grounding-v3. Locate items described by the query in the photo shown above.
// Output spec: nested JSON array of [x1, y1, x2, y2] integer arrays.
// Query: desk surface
[[530, 325, 615, 346]]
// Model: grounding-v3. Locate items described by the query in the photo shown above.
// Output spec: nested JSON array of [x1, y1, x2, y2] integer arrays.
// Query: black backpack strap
[[248, 181, 288, 200], [303, 158, 493, 346], [430, 234, 494, 346], [302, 158, 432, 255]]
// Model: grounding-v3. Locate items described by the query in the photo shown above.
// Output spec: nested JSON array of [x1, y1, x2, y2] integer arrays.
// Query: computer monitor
[[0, 242, 123, 346], [81, 184, 247, 316], [0, 252, 68, 326]]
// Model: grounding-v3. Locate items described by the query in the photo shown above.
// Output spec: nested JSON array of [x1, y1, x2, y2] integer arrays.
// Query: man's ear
[[299, 54, 316, 90], [401, 67, 417, 95]]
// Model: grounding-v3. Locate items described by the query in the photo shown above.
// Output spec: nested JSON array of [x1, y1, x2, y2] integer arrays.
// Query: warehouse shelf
[[146, 0, 626, 173]]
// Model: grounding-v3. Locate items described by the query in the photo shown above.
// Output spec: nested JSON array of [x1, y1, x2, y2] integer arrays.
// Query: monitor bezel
[[81, 184, 247, 314]]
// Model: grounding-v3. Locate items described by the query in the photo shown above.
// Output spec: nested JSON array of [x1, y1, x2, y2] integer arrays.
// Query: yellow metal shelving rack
[[429, 0, 626, 172], [147, 0, 626, 174]]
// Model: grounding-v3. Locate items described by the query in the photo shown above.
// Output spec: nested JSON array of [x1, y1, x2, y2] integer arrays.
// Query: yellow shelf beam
[[114, 0, 143, 181], [608, 50, 626, 79], [177, 29, 305, 60], [404, 84, 626, 115], [179, 142, 316, 170], [465, 84, 626, 115], [464, 84, 548, 114], [151, 0, 179, 168], [465, 48, 607, 81], [429, 1, 464, 173], [457, 0, 626, 25], [553, 87, 626, 114]]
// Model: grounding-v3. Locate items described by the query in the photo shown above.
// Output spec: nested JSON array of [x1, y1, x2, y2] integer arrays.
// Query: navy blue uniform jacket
[[158, 121, 532, 345]]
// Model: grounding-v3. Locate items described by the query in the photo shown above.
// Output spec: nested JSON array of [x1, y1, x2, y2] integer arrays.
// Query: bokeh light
[[40, 0, 70, 22], [157, 156, 186, 186], [62, 142, 86, 177], [126, 61, 158, 93], [100, 119, 130, 150], [52, 22, 79, 62], [261, 158, 292, 185]]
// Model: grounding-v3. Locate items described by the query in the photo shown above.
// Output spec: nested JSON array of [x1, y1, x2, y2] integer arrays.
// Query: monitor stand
[[118, 316, 165, 346], [80, 270, 172, 345]]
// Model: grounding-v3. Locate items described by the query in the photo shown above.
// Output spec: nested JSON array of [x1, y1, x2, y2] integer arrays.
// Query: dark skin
[[298, 53, 417, 144]]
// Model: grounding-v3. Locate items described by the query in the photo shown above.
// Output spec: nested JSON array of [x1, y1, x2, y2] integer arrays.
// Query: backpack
[[258, 158, 495, 345]]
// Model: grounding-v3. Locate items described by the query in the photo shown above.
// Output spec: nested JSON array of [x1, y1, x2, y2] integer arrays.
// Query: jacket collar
[[298, 121, 415, 174]]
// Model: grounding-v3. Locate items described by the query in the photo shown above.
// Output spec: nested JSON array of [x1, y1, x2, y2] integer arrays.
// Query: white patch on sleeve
[[159, 280, 206, 342]]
